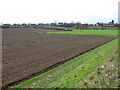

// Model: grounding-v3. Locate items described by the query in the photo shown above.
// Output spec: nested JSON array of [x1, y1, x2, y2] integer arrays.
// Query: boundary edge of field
[[0, 27, 2, 89]]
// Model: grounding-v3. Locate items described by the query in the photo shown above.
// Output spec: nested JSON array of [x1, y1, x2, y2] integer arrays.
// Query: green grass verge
[[38, 29, 118, 37], [77, 44, 118, 88], [12, 38, 118, 88]]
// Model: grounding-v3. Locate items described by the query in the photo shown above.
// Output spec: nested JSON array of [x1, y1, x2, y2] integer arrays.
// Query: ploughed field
[[2, 28, 115, 88]]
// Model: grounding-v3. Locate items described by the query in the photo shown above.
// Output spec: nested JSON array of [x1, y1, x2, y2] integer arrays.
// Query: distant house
[[2, 24, 11, 28], [80, 24, 88, 30], [58, 22, 64, 27]]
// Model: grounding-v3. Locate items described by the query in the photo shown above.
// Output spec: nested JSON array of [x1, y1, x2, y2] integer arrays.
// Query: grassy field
[[38, 29, 118, 37], [12, 29, 119, 88]]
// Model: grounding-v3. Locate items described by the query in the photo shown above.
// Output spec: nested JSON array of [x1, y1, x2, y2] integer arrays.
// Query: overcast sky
[[0, 0, 119, 24]]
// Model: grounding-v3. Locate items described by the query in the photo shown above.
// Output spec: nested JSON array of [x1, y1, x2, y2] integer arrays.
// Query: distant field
[[38, 29, 118, 37]]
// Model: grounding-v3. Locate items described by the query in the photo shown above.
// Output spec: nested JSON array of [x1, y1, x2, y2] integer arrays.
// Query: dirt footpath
[[2, 28, 115, 88]]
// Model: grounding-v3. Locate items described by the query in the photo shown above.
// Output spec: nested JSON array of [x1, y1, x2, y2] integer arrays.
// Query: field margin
[[0, 27, 2, 89]]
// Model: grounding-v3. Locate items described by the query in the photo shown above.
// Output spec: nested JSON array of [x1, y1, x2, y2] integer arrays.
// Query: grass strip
[[79, 46, 118, 88]]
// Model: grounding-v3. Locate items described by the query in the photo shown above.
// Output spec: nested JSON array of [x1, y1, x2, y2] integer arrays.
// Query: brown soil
[[2, 28, 115, 88]]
